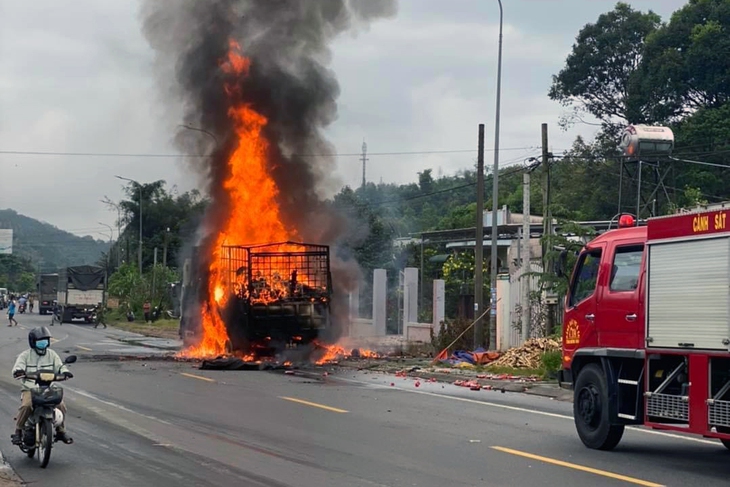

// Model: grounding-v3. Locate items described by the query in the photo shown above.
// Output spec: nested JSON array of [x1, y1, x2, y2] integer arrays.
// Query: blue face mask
[[35, 339, 50, 350]]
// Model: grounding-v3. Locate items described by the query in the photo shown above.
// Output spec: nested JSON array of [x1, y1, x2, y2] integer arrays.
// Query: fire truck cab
[[560, 210, 730, 451]]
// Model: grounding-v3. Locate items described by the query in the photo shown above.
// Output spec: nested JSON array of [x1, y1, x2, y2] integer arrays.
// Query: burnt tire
[[573, 364, 624, 451]]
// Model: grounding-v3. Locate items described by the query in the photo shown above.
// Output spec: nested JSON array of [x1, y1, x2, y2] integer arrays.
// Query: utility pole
[[522, 170, 531, 340], [163, 227, 170, 268], [152, 247, 158, 301], [488, 0, 504, 352], [541, 123, 554, 336], [360, 140, 368, 189], [474, 124, 486, 348]]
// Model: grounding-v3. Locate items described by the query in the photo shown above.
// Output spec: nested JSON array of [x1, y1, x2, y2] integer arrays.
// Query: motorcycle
[[18, 303, 26, 314], [14, 355, 76, 468]]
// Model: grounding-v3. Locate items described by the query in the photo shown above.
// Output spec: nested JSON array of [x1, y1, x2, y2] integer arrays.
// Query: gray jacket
[[12, 349, 69, 391]]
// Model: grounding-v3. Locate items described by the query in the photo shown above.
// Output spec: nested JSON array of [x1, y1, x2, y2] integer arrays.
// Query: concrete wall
[[406, 323, 433, 343]]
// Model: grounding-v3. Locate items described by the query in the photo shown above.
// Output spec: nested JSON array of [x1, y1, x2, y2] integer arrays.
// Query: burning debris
[[141, 0, 398, 360], [313, 342, 382, 365]]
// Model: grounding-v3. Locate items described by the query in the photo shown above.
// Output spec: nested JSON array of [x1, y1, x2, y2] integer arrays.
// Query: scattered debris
[[436, 348, 502, 367], [489, 338, 560, 369]]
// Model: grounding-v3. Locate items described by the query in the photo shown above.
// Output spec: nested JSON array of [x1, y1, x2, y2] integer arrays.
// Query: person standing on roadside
[[7, 298, 18, 326], [143, 301, 151, 324], [93, 302, 107, 329]]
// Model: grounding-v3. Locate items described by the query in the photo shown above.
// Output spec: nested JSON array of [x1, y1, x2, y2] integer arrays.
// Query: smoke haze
[[139, 0, 398, 341]]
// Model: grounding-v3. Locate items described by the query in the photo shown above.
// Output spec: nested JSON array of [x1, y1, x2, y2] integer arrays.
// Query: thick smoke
[[140, 0, 397, 345]]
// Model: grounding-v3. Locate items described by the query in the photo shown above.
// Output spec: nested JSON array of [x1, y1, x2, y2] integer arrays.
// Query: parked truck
[[57, 265, 106, 323], [559, 210, 730, 451], [181, 242, 332, 355], [38, 273, 59, 315]]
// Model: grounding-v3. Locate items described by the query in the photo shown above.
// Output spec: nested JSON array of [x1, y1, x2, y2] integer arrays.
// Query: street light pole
[[98, 222, 114, 272], [101, 197, 123, 267], [488, 0, 504, 351], [115, 176, 143, 275], [178, 124, 219, 146]]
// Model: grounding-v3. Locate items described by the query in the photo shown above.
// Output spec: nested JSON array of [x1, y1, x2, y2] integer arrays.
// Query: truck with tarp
[[38, 273, 59, 315], [57, 265, 106, 323], [559, 209, 730, 451]]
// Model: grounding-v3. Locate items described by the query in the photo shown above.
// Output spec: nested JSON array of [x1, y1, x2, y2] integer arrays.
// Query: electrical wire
[[669, 156, 730, 169], [0, 146, 537, 159]]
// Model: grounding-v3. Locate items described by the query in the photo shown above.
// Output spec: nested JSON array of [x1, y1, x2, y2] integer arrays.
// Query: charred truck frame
[[182, 241, 332, 355]]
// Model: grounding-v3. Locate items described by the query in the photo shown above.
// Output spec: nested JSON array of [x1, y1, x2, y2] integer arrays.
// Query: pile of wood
[[488, 338, 560, 369]]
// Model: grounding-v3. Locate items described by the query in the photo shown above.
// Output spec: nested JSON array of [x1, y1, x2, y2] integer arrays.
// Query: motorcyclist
[[11, 327, 73, 445]]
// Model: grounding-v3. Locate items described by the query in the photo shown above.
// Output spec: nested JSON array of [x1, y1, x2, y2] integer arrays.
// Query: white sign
[[0, 230, 12, 255]]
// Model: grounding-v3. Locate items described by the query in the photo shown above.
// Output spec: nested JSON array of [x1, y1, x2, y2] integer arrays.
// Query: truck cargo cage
[[220, 242, 330, 304], [219, 242, 332, 349]]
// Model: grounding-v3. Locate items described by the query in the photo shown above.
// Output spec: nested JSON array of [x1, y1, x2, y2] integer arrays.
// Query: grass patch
[[483, 365, 544, 377], [110, 318, 180, 339]]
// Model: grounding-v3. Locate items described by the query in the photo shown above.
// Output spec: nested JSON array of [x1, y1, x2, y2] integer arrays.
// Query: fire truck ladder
[[616, 362, 645, 422]]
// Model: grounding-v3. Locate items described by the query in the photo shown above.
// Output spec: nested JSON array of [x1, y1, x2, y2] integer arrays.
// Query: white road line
[[336, 376, 720, 446], [67, 387, 171, 425]]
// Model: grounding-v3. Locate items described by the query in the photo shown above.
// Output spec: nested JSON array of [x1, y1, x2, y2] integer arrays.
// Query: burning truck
[[180, 242, 332, 358]]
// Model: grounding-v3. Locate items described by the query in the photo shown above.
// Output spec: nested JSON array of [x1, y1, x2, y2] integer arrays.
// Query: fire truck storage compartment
[[647, 236, 730, 351], [646, 354, 689, 424], [709, 357, 730, 431]]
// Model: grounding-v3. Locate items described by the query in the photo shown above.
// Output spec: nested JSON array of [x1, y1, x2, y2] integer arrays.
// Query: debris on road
[[488, 338, 560, 369], [435, 348, 501, 367]]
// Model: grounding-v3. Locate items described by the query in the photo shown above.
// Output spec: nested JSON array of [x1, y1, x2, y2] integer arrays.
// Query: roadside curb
[[0, 450, 23, 486], [337, 363, 574, 402]]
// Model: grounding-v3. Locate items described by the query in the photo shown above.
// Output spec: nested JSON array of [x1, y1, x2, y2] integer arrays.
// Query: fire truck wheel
[[722, 439, 730, 451], [574, 364, 624, 451]]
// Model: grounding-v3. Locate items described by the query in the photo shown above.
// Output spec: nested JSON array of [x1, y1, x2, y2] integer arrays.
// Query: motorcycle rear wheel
[[38, 418, 52, 468]]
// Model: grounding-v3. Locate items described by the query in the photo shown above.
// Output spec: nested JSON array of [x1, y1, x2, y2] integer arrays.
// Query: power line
[[0, 146, 536, 159]]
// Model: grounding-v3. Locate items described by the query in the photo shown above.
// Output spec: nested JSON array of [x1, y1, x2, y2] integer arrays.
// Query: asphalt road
[[0, 312, 727, 486]]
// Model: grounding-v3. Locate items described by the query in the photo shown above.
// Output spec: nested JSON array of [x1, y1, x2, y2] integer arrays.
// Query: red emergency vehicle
[[559, 209, 730, 450]]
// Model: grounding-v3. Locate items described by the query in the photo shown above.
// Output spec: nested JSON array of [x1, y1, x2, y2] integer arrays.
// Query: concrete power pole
[[474, 124, 486, 348], [360, 140, 368, 189], [522, 171, 531, 340], [541, 123, 554, 336]]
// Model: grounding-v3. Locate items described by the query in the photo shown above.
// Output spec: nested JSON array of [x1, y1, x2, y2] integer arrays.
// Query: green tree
[[116, 182, 206, 270], [639, 0, 730, 120], [0, 255, 36, 292], [108, 263, 147, 313], [549, 2, 661, 131]]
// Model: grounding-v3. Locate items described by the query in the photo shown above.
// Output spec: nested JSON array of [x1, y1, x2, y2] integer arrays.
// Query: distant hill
[[0, 209, 109, 272]]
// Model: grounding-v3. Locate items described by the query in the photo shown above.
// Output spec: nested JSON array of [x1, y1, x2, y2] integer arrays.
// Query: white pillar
[[403, 267, 419, 332], [496, 274, 511, 351], [349, 284, 360, 321], [433, 279, 445, 328], [373, 269, 387, 337]]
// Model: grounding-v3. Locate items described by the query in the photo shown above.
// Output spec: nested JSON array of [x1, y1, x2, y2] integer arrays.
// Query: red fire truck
[[558, 209, 730, 451]]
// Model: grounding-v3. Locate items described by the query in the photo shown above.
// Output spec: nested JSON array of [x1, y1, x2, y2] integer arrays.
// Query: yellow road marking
[[491, 447, 664, 487], [280, 396, 348, 413], [50, 337, 58, 343], [76, 345, 92, 351], [180, 372, 216, 383]]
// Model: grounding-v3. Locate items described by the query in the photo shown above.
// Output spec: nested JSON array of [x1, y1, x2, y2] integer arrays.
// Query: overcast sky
[[0, 0, 687, 240]]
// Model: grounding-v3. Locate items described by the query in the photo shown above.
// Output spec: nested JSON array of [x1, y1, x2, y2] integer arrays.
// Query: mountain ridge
[[0, 209, 109, 271]]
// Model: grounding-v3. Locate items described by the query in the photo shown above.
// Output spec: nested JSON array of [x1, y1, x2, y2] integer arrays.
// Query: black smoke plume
[[140, 0, 398, 350]]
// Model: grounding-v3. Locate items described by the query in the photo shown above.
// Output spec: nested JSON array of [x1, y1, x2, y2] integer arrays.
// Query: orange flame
[[314, 342, 382, 365], [180, 40, 299, 359]]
